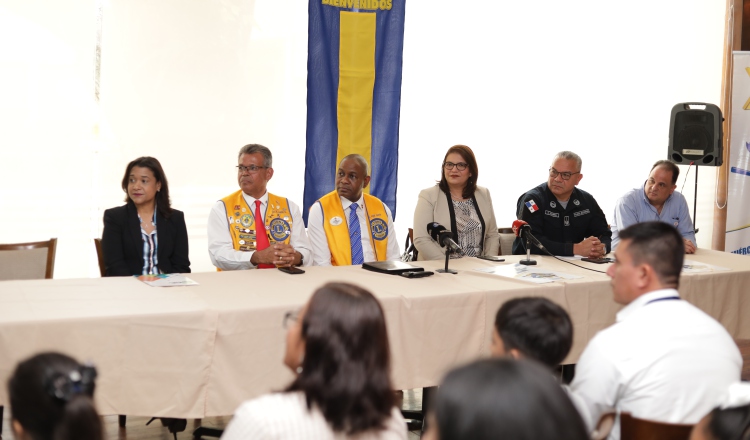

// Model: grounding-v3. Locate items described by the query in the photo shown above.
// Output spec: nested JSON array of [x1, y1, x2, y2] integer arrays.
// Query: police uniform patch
[[269, 218, 291, 242], [525, 200, 539, 213], [370, 218, 388, 241], [564, 216, 570, 226], [573, 199, 580, 206], [550, 201, 556, 208]]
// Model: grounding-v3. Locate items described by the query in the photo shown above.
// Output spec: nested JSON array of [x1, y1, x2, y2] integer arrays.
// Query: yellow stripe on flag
[[337, 11, 376, 193]]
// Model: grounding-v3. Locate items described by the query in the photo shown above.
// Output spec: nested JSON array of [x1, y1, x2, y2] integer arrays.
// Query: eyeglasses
[[237, 165, 267, 174], [443, 162, 468, 171], [548, 167, 580, 181], [283, 310, 300, 329]]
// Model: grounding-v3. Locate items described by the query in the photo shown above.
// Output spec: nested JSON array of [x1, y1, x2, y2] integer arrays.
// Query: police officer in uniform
[[512, 151, 611, 257]]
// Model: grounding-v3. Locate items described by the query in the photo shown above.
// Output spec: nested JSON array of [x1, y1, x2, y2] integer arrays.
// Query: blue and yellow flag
[[303, 0, 405, 224]]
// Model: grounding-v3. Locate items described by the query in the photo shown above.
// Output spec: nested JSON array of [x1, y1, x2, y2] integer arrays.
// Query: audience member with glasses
[[207, 143, 312, 270], [412, 144, 499, 260], [101, 156, 191, 276], [221, 282, 407, 439], [8, 352, 103, 440], [512, 150, 611, 258]]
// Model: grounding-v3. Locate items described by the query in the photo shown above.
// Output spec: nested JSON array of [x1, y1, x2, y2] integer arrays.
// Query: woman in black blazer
[[102, 157, 190, 276]]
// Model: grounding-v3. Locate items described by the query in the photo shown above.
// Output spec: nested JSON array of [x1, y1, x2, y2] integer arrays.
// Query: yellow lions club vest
[[221, 190, 292, 253], [317, 190, 389, 266]]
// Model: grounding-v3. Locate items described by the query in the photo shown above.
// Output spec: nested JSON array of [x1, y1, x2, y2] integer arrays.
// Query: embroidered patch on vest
[[269, 218, 291, 241], [573, 209, 590, 217], [370, 218, 388, 241]]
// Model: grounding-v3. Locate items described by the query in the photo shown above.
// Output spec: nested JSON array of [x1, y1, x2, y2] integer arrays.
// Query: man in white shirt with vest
[[307, 154, 400, 266], [571, 221, 740, 439], [208, 144, 312, 270]]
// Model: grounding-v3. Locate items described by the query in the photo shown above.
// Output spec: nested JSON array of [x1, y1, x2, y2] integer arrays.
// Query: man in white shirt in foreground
[[571, 221, 741, 439]]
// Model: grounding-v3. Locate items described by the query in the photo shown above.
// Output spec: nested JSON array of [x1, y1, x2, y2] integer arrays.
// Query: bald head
[[336, 154, 371, 203]]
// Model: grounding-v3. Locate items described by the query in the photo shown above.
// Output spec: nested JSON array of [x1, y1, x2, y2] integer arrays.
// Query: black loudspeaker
[[668, 103, 723, 166]]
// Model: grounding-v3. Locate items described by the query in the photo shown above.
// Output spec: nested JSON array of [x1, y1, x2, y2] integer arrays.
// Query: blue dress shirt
[[611, 184, 696, 250]]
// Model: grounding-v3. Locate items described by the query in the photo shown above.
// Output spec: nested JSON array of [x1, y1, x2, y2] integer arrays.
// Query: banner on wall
[[727, 52, 750, 255], [303, 0, 405, 224]]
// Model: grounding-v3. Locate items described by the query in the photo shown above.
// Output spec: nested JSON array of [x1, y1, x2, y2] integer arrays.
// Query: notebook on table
[[362, 261, 425, 275]]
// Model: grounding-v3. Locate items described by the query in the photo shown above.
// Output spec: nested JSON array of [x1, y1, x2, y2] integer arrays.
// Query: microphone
[[427, 222, 462, 253], [511, 219, 545, 251]]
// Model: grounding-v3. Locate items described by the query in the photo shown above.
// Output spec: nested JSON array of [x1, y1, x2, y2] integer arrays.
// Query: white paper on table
[[682, 260, 731, 273], [474, 264, 584, 284], [135, 274, 200, 287]]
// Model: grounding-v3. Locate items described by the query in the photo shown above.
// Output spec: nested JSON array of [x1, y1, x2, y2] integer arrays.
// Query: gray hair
[[238, 144, 272, 168], [552, 151, 582, 171], [339, 154, 370, 176]]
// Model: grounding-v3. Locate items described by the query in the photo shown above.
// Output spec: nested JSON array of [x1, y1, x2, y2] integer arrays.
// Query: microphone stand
[[436, 248, 458, 274], [519, 236, 537, 266]]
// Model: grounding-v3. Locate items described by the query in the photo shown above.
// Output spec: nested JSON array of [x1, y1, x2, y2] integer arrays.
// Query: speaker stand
[[693, 166, 699, 234]]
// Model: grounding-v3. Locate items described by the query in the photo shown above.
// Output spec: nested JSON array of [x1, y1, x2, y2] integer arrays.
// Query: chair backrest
[[620, 413, 693, 440], [0, 238, 57, 280], [94, 238, 106, 277], [498, 227, 515, 255]]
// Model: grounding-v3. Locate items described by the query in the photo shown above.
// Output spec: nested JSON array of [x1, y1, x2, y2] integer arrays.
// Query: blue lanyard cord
[[645, 297, 680, 305]]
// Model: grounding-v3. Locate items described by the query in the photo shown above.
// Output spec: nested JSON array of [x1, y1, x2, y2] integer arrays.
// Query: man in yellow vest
[[208, 144, 312, 270], [308, 154, 400, 266]]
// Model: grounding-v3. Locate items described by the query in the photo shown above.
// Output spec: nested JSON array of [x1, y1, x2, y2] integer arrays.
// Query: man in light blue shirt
[[611, 160, 696, 253]]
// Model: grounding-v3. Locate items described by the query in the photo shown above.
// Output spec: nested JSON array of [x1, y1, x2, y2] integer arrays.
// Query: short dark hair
[[438, 144, 479, 199], [8, 352, 103, 440], [705, 404, 750, 440], [238, 143, 273, 167], [650, 160, 680, 185], [618, 221, 684, 288], [432, 358, 588, 440], [286, 283, 394, 435], [494, 297, 573, 369], [120, 156, 173, 219]]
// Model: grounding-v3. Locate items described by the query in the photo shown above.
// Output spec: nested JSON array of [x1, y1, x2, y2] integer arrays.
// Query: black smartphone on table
[[278, 266, 305, 274]]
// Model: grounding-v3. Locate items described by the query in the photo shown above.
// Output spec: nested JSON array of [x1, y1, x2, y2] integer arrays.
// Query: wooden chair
[[735, 339, 750, 381], [0, 238, 57, 431], [498, 227, 515, 255], [0, 238, 57, 280], [619, 413, 693, 440], [94, 238, 106, 277]]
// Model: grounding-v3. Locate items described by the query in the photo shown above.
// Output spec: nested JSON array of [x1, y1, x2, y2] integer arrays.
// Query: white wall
[[0, 0, 727, 278]]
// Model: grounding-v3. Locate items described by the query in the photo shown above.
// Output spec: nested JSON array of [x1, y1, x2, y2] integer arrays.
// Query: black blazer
[[101, 203, 191, 276]]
